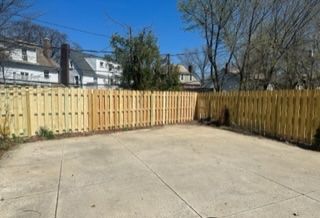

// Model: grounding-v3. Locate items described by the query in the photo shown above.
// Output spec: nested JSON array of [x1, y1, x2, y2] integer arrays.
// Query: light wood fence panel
[[197, 90, 320, 145], [0, 86, 197, 136], [90, 90, 197, 131], [1, 87, 89, 137]]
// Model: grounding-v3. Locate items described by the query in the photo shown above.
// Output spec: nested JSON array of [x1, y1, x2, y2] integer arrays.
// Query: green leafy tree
[[153, 64, 181, 91], [110, 29, 180, 90]]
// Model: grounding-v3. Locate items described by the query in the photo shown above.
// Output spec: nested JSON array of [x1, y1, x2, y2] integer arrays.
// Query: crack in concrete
[[113, 136, 203, 218], [22, 209, 42, 217], [0, 190, 56, 202], [54, 144, 65, 218], [249, 170, 320, 204], [214, 164, 320, 218], [219, 194, 304, 218]]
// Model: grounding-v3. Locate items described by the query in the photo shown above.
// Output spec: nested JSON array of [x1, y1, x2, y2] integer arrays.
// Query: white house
[[69, 51, 122, 88], [177, 65, 201, 90], [0, 39, 60, 85]]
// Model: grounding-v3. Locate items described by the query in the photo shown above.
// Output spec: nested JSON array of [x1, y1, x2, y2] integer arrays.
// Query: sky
[[30, 0, 203, 55]]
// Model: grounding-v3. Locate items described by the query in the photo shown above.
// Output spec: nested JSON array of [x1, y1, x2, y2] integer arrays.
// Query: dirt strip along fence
[[197, 90, 320, 145], [0, 87, 198, 137]]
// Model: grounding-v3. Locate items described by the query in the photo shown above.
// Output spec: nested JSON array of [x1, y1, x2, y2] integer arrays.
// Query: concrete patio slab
[[0, 192, 56, 218], [1, 125, 319, 218]]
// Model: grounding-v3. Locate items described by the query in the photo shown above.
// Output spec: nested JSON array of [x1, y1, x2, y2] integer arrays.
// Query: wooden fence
[[197, 90, 320, 145], [0, 87, 197, 137], [1, 86, 319, 145], [90, 90, 197, 131]]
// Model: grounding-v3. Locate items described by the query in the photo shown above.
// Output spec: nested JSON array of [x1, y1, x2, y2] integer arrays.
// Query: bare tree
[[228, 0, 269, 90], [8, 20, 68, 59], [179, 0, 320, 90], [258, 0, 320, 89], [0, 0, 30, 83], [179, 0, 236, 91], [0, 0, 28, 33]]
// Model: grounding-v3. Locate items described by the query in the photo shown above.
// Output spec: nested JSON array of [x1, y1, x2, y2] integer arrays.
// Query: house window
[[100, 62, 104, 68], [190, 74, 192, 81], [21, 72, 29, 80], [108, 64, 114, 71], [44, 71, 49, 79], [13, 72, 16, 80], [22, 49, 28, 61], [180, 75, 183, 80]]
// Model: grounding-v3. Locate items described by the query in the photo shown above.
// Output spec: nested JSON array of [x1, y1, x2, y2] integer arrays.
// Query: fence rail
[[0, 87, 197, 137], [197, 90, 320, 145]]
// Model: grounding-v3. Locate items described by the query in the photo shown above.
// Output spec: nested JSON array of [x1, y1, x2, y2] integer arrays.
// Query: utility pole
[[167, 54, 171, 75], [129, 26, 133, 67]]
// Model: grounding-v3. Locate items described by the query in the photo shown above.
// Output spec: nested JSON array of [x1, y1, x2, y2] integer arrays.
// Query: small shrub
[[11, 134, 25, 144], [0, 139, 10, 150], [0, 137, 15, 151], [313, 127, 320, 150], [36, 127, 55, 140]]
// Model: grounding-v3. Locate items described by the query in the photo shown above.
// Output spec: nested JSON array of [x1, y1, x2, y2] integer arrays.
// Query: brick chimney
[[60, 43, 70, 86], [43, 38, 52, 58]]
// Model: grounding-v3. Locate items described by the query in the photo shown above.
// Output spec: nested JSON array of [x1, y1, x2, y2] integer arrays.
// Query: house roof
[[1, 38, 59, 70], [36, 48, 59, 69], [70, 50, 96, 77], [70, 51, 122, 79], [177, 64, 202, 79], [6, 50, 59, 70], [177, 65, 191, 74]]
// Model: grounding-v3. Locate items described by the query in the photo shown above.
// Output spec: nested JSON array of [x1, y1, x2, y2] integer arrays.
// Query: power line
[[0, 38, 114, 54], [71, 48, 113, 54], [1, 37, 232, 60], [105, 11, 130, 30], [14, 15, 111, 39]]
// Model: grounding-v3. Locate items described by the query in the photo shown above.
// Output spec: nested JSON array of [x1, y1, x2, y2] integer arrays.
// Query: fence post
[[119, 90, 123, 129], [88, 89, 93, 132], [26, 88, 32, 136], [151, 91, 155, 126]]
